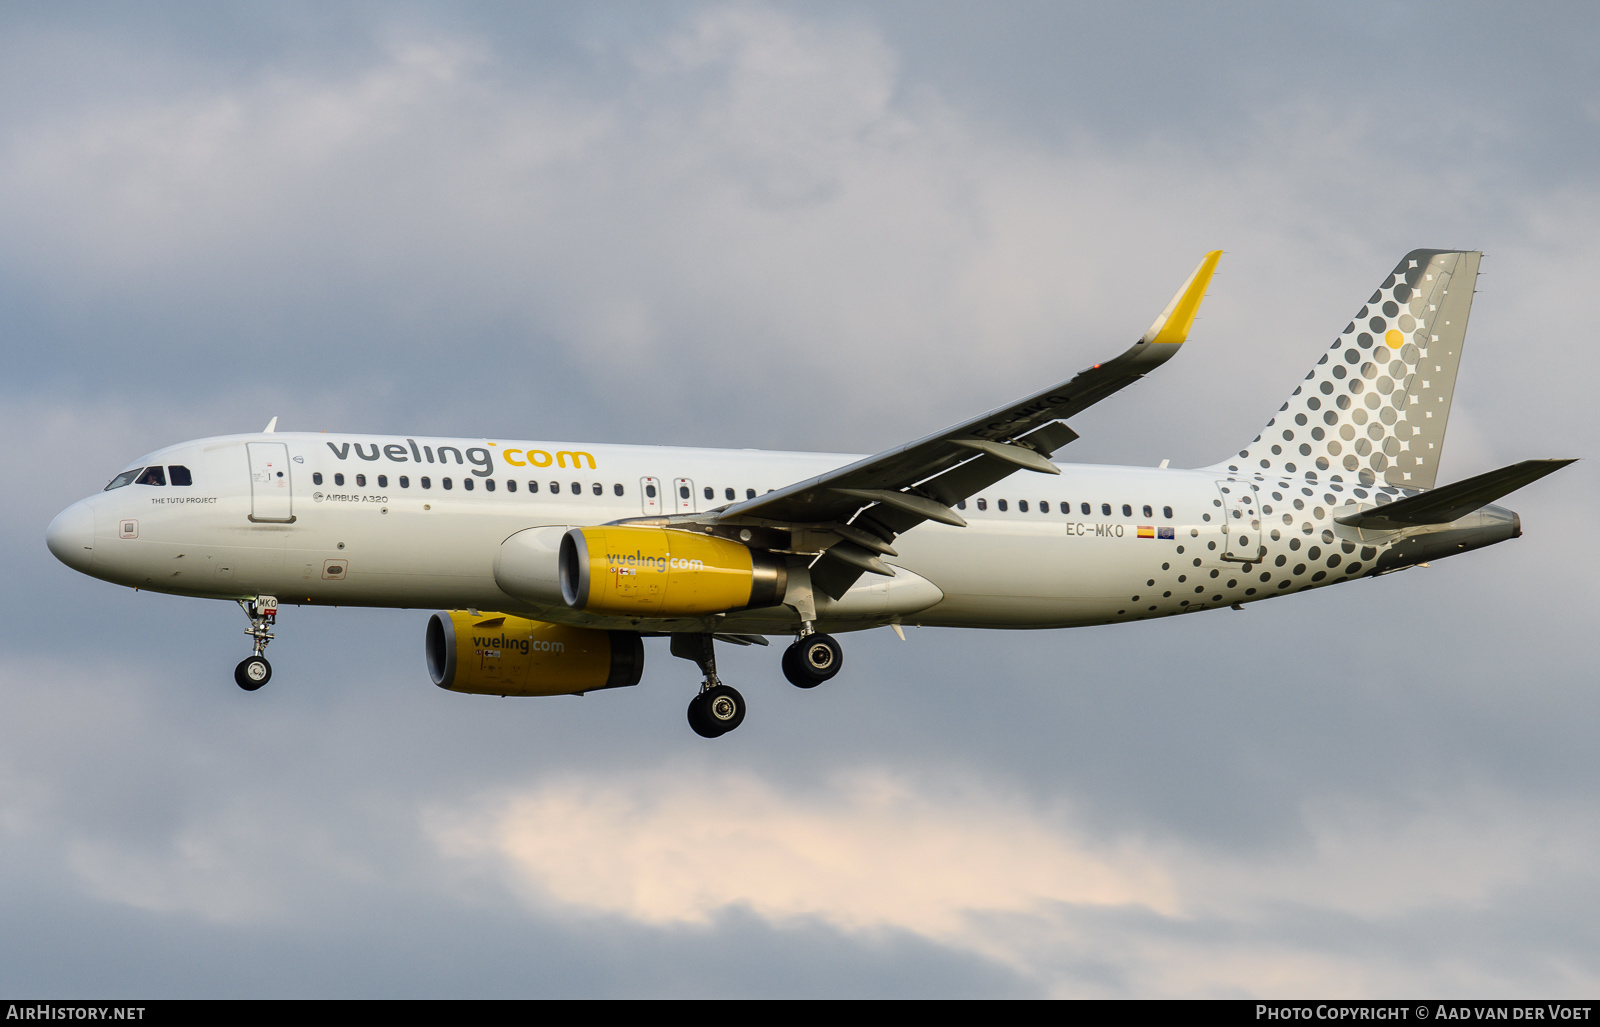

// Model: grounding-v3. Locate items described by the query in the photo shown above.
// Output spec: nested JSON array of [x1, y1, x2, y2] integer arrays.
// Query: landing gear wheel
[[687, 693, 718, 738], [781, 646, 816, 688], [702, 684, 745, 734], [688, 686, 745, 737], [235, 656, 271, 691], [783, 634, 842, 688]]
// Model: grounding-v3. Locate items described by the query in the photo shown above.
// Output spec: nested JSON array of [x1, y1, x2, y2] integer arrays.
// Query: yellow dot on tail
[[1385, 329, 1404, 349]]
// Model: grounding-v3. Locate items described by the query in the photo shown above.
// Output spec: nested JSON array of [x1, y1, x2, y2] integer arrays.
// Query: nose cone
[[46, 501, 95, 573]]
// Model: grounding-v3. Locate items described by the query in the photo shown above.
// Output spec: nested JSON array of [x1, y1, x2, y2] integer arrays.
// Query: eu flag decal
[[1157, 526, 1175, 540]]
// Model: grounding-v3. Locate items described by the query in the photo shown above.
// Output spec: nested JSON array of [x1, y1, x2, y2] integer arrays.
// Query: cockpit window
[[168, 465, 193, 486], [105, 468, 143, 491], [135, 466, 167, 486]]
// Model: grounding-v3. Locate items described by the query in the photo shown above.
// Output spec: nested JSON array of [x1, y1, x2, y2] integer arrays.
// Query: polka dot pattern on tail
[[1230, 251, 1480, 491]]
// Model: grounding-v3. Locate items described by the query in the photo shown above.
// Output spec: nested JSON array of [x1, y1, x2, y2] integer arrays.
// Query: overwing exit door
[[673, 477, 696, 514], [640, 477, 662, 515]]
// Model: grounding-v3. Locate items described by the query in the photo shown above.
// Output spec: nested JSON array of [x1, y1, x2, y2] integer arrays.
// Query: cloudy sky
[[4, 1, 1597, 997]]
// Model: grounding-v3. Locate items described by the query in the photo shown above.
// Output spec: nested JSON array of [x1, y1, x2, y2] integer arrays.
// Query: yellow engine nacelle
[[559, 526, 787, 617], [426, 611, 644, 696]]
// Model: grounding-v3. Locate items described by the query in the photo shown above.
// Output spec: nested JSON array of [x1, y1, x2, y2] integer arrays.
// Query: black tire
[[780, 645, 817, 688], [783, 634, 842, 687], [687, 694, 720, 737], [235, 656, 271, 691], [700, 684, 745, 734]]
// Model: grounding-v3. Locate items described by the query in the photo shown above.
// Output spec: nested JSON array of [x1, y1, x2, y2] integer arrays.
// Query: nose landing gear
[[234, 596, 277, 691], [672, 634, 746, 738], [235, 655, 271, 690]]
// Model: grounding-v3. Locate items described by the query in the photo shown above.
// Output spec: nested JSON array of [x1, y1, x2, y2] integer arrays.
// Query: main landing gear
[[671, 626, 847, 738], [671, 634, 746, 738], [782, 630, 843, 689], [234, 595, 277, 691]]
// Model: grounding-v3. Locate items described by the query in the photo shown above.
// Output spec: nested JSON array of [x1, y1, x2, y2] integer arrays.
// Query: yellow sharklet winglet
[[1141, 250, 1222, 345]]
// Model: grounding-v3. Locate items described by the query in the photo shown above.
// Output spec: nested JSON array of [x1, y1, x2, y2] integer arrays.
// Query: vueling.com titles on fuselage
[[323, 440, 597, 478]]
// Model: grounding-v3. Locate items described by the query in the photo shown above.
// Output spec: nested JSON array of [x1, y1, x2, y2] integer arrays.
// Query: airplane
[[45, 249, 1572, 737]]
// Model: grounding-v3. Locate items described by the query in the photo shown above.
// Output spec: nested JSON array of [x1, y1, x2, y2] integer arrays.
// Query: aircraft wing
[[692, 251, 1222, 597], [721, 251, 1220, 525]]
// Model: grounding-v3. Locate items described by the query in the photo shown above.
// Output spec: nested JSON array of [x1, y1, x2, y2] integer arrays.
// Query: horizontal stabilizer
[[1336, 459, 1574, 530]]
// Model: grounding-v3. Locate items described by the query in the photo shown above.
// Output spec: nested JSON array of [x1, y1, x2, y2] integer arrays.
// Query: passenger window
[[725, 487, 735, 501], [1122, 504, 1132, 517], [679, 485, 690, 499], [334, 473, 345, 486], [1143, 504, 1153, 517], [644, 484, 655, 498], [378, 475, 388, 488], [1163, 506, 1173, 519], [1018, 500, 1028, 513], [421, 477, 431, 489], [998, 499, 1008, 512], [168, 466, 192, 486], [1081, 502, 1091, 515], [529, 481, 539, 493], [956, 500, 967, 510], [592, 483, 602, 496], [463, 478, 474, 491], [313, 472, 324, 486], [1101, 503, 1111, 516], [506, 480, 516, 493], [570, 482, 580, 495], [746, 488, 756, 499], [356, 474, 366, 487], [704, 486, 714, 500], [484, 479, 495, 492], [976, 499, 987, 511], [614, 484, 624, 496], [105, 468, 142, 491], [135, 466, 166, 486], [550, 481, 560, 494], [1040, 501, 1051, 513], [400, 476, 410, 488], [443, 478, 453, 490]]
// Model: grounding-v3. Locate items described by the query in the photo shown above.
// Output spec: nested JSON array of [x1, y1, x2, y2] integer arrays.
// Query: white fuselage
[[49, 431, 1436, 636]]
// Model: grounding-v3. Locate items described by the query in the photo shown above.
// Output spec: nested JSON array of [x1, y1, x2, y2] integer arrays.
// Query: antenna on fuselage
[[263, 416, 278, 433]]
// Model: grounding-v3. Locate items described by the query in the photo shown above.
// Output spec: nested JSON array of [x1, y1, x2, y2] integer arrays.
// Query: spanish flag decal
[[1137, 526, 1155, 539]]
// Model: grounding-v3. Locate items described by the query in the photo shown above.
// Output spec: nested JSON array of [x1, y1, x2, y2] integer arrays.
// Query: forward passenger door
[[247, 442, 295, 523]]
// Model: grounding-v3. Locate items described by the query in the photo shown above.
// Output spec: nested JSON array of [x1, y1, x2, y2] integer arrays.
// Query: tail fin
[[1225, 250, 1481, 489]]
